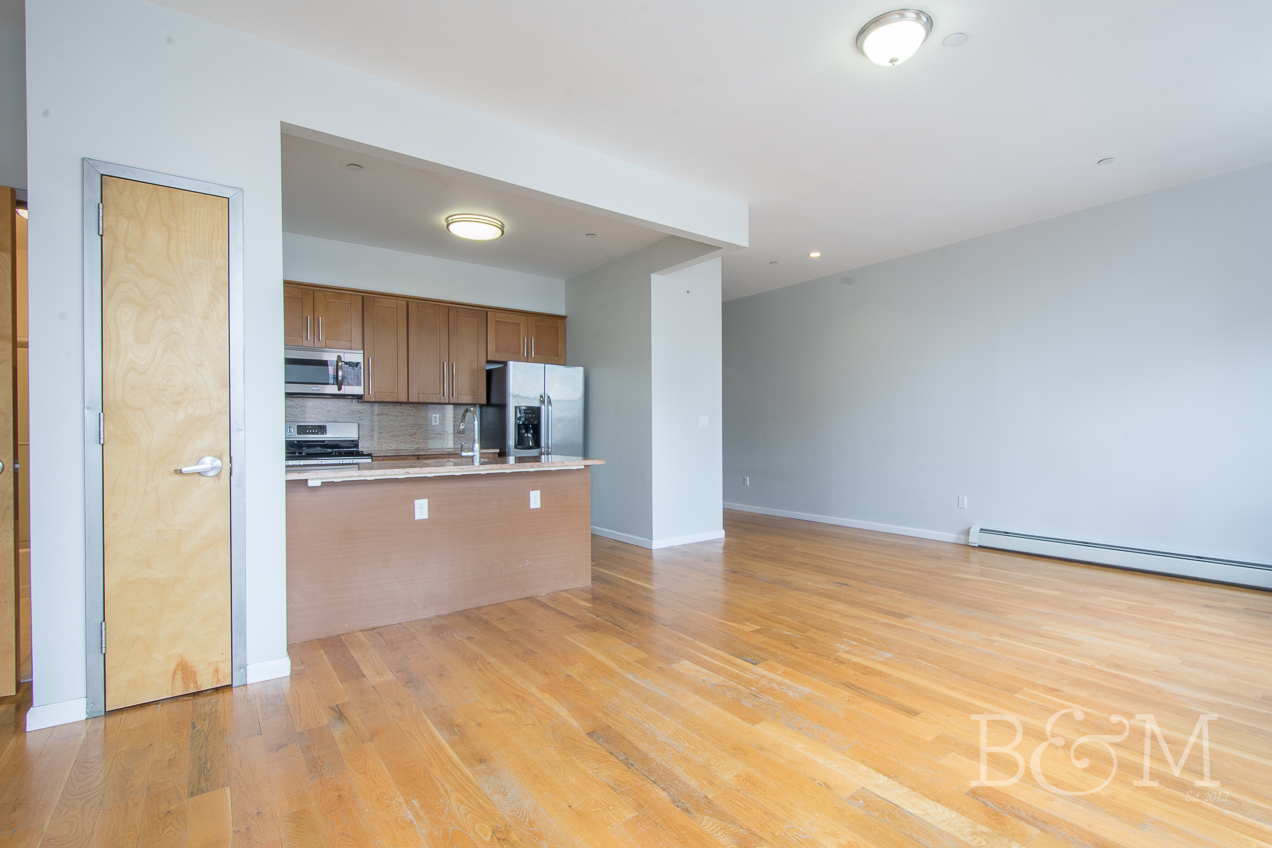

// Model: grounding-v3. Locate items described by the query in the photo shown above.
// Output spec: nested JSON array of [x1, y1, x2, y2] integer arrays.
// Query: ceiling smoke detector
[[445, 214, 505, 241], [857, 10, 933, 66]]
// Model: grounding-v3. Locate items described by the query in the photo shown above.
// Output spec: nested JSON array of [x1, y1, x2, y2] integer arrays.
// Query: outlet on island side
[[414, 498, 429, 520], [530, 490, 541, 509]]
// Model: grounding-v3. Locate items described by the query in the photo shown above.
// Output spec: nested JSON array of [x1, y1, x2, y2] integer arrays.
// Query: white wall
[[652, 259, 723, 546], [0, 26, 24, 190], [283, 233, 564, 314], [25, 0, 746, 722], [566, 243, 723, 548], [723, 161, 1272, 564]]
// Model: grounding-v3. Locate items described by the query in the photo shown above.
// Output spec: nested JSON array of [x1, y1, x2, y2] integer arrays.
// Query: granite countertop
[[367, 447, 499, 457], [286, 455, 604, 485]]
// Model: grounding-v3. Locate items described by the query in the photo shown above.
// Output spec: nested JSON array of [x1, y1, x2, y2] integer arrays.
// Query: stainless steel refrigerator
[[483, 363, 584, 457]]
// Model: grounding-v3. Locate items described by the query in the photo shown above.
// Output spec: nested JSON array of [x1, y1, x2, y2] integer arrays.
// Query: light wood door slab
[[528, 315, 565, 365], [487, 310, 528, 362], [101, 176, 231, 711], [282, 283, 313, 347], [0, 188, 15, 696]]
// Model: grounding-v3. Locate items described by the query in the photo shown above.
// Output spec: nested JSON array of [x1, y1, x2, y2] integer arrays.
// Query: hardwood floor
[[2, 509, 1271, 847]]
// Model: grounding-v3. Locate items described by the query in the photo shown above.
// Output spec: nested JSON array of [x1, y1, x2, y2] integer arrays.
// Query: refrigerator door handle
[[545, 394, 552, 454]]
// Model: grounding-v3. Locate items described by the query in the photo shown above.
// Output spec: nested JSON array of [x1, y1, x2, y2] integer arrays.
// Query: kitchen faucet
[[458, 406, 481, 465]]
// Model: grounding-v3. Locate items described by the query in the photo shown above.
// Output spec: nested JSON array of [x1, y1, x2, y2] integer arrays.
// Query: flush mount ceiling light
[[857, 9, 933, 66], [445, 214, 504, 241], [809, 251, 822, 258]]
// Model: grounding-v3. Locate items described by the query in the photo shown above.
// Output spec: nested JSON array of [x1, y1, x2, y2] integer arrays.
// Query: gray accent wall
[[723, 161, 1272, 564], [0, 26, 25, 191]]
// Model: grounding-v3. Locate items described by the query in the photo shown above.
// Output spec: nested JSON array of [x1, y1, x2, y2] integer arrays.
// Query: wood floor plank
[[3, 511, 1271, 846]]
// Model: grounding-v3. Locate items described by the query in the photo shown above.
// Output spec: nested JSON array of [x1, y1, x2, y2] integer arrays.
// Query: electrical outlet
[[699, 415, 709, 428], [414, 498, 429, 520], [431, 413, 440, 426], [958, 495, 968, 509], [529, 490, 541, 509], [743, 476, 751, 486]]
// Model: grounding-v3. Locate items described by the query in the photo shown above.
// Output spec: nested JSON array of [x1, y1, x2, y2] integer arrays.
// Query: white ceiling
[[281, 133, 668, 280], [156, 0, 1272, 300]]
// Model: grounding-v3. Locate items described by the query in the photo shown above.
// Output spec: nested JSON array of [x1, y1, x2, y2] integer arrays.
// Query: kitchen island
[[285, 455, 603, 643]]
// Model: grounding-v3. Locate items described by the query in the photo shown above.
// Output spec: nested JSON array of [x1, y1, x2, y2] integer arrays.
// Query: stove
[[285, 422, 373, 467]]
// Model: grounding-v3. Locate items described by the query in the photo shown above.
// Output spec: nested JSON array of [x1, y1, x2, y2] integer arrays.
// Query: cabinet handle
[[452, 362, 456, 398], [442, 361, 446, 397], [531, 337, 535, 358], [366, 356, 371, 399], [522, 337, 526, 357], [306, 315, 310, 341], [318, 316, 323, 342]]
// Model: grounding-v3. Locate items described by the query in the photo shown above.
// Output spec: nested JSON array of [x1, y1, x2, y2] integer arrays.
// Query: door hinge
[[100, 622, 107, 654], [97, 203, 103, 236], [98, 412, 105, 445]]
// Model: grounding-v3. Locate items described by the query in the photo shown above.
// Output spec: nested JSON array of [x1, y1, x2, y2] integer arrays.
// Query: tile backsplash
[[285, 397, 463, 453]]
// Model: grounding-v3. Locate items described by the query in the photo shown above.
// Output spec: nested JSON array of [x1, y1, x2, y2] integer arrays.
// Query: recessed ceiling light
[[857, 10, 933, 66], [943, 32, 967, 47], [1097, 157, 1116, 165], [809, 252, 822, 258], [346, 163, 364, 171], [446, 214, 504, 240]]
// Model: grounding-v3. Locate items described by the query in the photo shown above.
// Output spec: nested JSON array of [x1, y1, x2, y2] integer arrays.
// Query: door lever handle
[[177, 456, 223, 477]]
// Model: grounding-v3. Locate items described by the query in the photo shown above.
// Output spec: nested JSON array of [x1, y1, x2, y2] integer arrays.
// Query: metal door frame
[[82, 159, 247, 717]]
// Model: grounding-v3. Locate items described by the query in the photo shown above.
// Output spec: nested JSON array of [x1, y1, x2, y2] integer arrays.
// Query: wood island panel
[[286, 468, 592, 643]]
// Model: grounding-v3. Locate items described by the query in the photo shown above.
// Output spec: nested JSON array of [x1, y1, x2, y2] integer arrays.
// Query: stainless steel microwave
[[284, 346, 364, 396]]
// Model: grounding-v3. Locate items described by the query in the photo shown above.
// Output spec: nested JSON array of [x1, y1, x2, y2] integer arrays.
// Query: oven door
[[284, 346, 365, 396]]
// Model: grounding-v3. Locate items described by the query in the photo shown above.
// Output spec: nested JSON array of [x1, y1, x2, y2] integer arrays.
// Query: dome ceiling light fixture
[[445, 214, 504, 241], [856, 9, 933, 66]]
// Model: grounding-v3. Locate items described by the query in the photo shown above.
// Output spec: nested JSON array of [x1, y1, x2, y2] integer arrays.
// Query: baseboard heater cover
[[968, 526, 1272, 590]]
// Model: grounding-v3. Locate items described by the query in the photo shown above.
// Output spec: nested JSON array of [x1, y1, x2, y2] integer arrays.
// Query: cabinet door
[[363, 296, 409, 402], [283, 284, 314, 347], [529, 315, 566, 365], [407, 300, 448, 403], [449, 306, 488, 404], [487, 310, 529, 362], [313, 289, 362, 350]]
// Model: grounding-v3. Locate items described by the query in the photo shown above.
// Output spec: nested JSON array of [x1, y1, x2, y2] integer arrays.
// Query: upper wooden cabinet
[[283, 284, 313, 347], [528, 315, 566, 365], [409, 303, 487, 404], [486, 310, 566, 364], [283, 283, 362, 350], [363, 296, 409, 402]]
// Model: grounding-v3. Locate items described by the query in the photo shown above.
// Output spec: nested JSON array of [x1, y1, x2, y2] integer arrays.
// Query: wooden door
[[0, 189, 16, 697], [449, 306, 488, 404], [407, 299, 447, 403], [282, 283, 313, 347], [313, 289, 362, 350], [363, 296, 408, 402], [101, 176, 231, 711], [487, 310, 529, 362], [529, 315, 566, 365]]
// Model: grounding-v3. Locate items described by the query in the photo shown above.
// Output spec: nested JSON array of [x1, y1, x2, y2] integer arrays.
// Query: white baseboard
[[723, 502, 964, 544], [592, 526, 727, 550], [25, 698, 87, 731], [246, 656, 292, 684], [652, 529, 725, 549]]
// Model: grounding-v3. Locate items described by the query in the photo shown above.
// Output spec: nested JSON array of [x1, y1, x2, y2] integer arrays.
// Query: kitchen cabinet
[[528, 315, 566, 365], [409, 303, 487, 404], [487, 310, 529, 361], [283, 284, 313, 347], [362, 296, 409, 402], [313, 289, 362, 350], [283, 283, 362, 350], [487, 310, 566, 364]]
